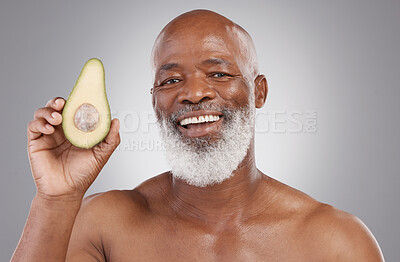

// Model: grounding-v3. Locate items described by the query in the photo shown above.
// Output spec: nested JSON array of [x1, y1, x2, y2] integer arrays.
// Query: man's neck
[[168, 147, 268, 229]]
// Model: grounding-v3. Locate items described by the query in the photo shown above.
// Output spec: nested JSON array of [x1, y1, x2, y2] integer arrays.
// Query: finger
[[33, 107, 62, 126], [103, 118, 121, 147], [45, 97, 65, 112], [28, 119, 55, 140], [93, 119, 121, 159]]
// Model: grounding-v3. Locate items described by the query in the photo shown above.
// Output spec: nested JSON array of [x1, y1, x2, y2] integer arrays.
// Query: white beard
[[156, 97, 255, 187]]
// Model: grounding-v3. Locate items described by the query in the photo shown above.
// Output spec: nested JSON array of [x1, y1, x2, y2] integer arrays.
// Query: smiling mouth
[[179, 114, 221, 129], [175, 110, 224, 138]]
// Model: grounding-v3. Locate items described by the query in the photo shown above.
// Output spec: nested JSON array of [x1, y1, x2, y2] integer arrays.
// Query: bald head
[[151, 10, 259, 83]]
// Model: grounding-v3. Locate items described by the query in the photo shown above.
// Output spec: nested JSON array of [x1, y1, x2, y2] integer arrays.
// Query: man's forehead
[[153, 32, 237, 65], [150, 10, 259, 79]]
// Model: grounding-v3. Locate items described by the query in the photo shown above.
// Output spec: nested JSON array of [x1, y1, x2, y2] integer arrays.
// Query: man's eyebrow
[[201, 58, 232, 66], [158, 63, 180, 73], [157, 58, 232, 73]]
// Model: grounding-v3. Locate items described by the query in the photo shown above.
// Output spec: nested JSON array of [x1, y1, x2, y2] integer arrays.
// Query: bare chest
[[103, 218, 321, 262]]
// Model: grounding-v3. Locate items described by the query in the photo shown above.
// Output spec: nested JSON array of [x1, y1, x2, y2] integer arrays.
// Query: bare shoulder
[[312, 204, 384, 261], [72, 189, 150, 236], [78, 172, 171, 220], [265, 177, 384, 261], [80, 189, 147, 218], [66, 189, 151, 260], [82, 188, 148, 209], [303, 201, 384, 261]]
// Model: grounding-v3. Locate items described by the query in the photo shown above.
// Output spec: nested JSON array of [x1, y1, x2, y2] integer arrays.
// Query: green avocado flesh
[[62, 58, 111, 149]]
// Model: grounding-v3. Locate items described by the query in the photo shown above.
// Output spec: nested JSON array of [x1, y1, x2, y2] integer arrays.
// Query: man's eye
[[163, 78, 180, 85], [211, 73, 230, 78]]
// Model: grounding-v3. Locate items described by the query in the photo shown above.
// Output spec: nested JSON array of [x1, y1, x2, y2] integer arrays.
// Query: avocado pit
[[74, 103, 99, 132]]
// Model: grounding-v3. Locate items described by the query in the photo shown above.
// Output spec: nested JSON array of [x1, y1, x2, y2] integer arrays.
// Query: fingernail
[[46, 124, 53, 130], [56, 99, 64, 105], [52, 112, 60, 119]]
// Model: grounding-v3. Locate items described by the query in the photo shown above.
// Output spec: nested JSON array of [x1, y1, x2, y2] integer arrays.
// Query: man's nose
[[177, 77, 217, 104]]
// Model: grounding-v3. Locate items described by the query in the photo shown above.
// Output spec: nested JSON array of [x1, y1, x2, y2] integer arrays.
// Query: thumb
[[93, 118, 121, 162]]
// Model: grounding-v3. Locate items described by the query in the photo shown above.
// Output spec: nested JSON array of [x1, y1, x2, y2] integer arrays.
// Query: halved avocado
[[62, 58, 111, 149]]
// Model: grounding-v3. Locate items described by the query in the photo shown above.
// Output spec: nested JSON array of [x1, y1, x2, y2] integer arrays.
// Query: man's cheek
[[155, 92, 180, 114], [153, 102, 168, 120], [218, 82, 250, 105]]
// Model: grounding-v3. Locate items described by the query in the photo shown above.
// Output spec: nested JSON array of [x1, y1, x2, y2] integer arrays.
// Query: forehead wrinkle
[[159, 62, 180, 73], [201, 58, 232, 66]]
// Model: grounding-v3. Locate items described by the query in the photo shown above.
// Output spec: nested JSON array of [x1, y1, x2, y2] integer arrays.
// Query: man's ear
[[254, 74, 268, 108], [151, 88, 159, 110], [151, 88, 155, 108]]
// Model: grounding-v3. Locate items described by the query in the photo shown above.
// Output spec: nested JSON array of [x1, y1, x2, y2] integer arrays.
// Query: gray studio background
[[1, 0, 399, 260]]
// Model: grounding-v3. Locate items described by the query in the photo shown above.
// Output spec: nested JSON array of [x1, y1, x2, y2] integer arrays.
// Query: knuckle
[[27, 120, 38, 131], [33, 107, 45, 119], [45, 98, 54, 107], [45, 107, 54, 117], [33, 109, 40, 119]]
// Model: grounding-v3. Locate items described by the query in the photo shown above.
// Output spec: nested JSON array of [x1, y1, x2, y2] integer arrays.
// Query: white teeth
[[181, 119, 188, 125], [179, 115, 221, 126]]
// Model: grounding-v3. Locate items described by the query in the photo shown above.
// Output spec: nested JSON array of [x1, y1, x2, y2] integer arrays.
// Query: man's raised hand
[[27, 97, 120, 200]]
